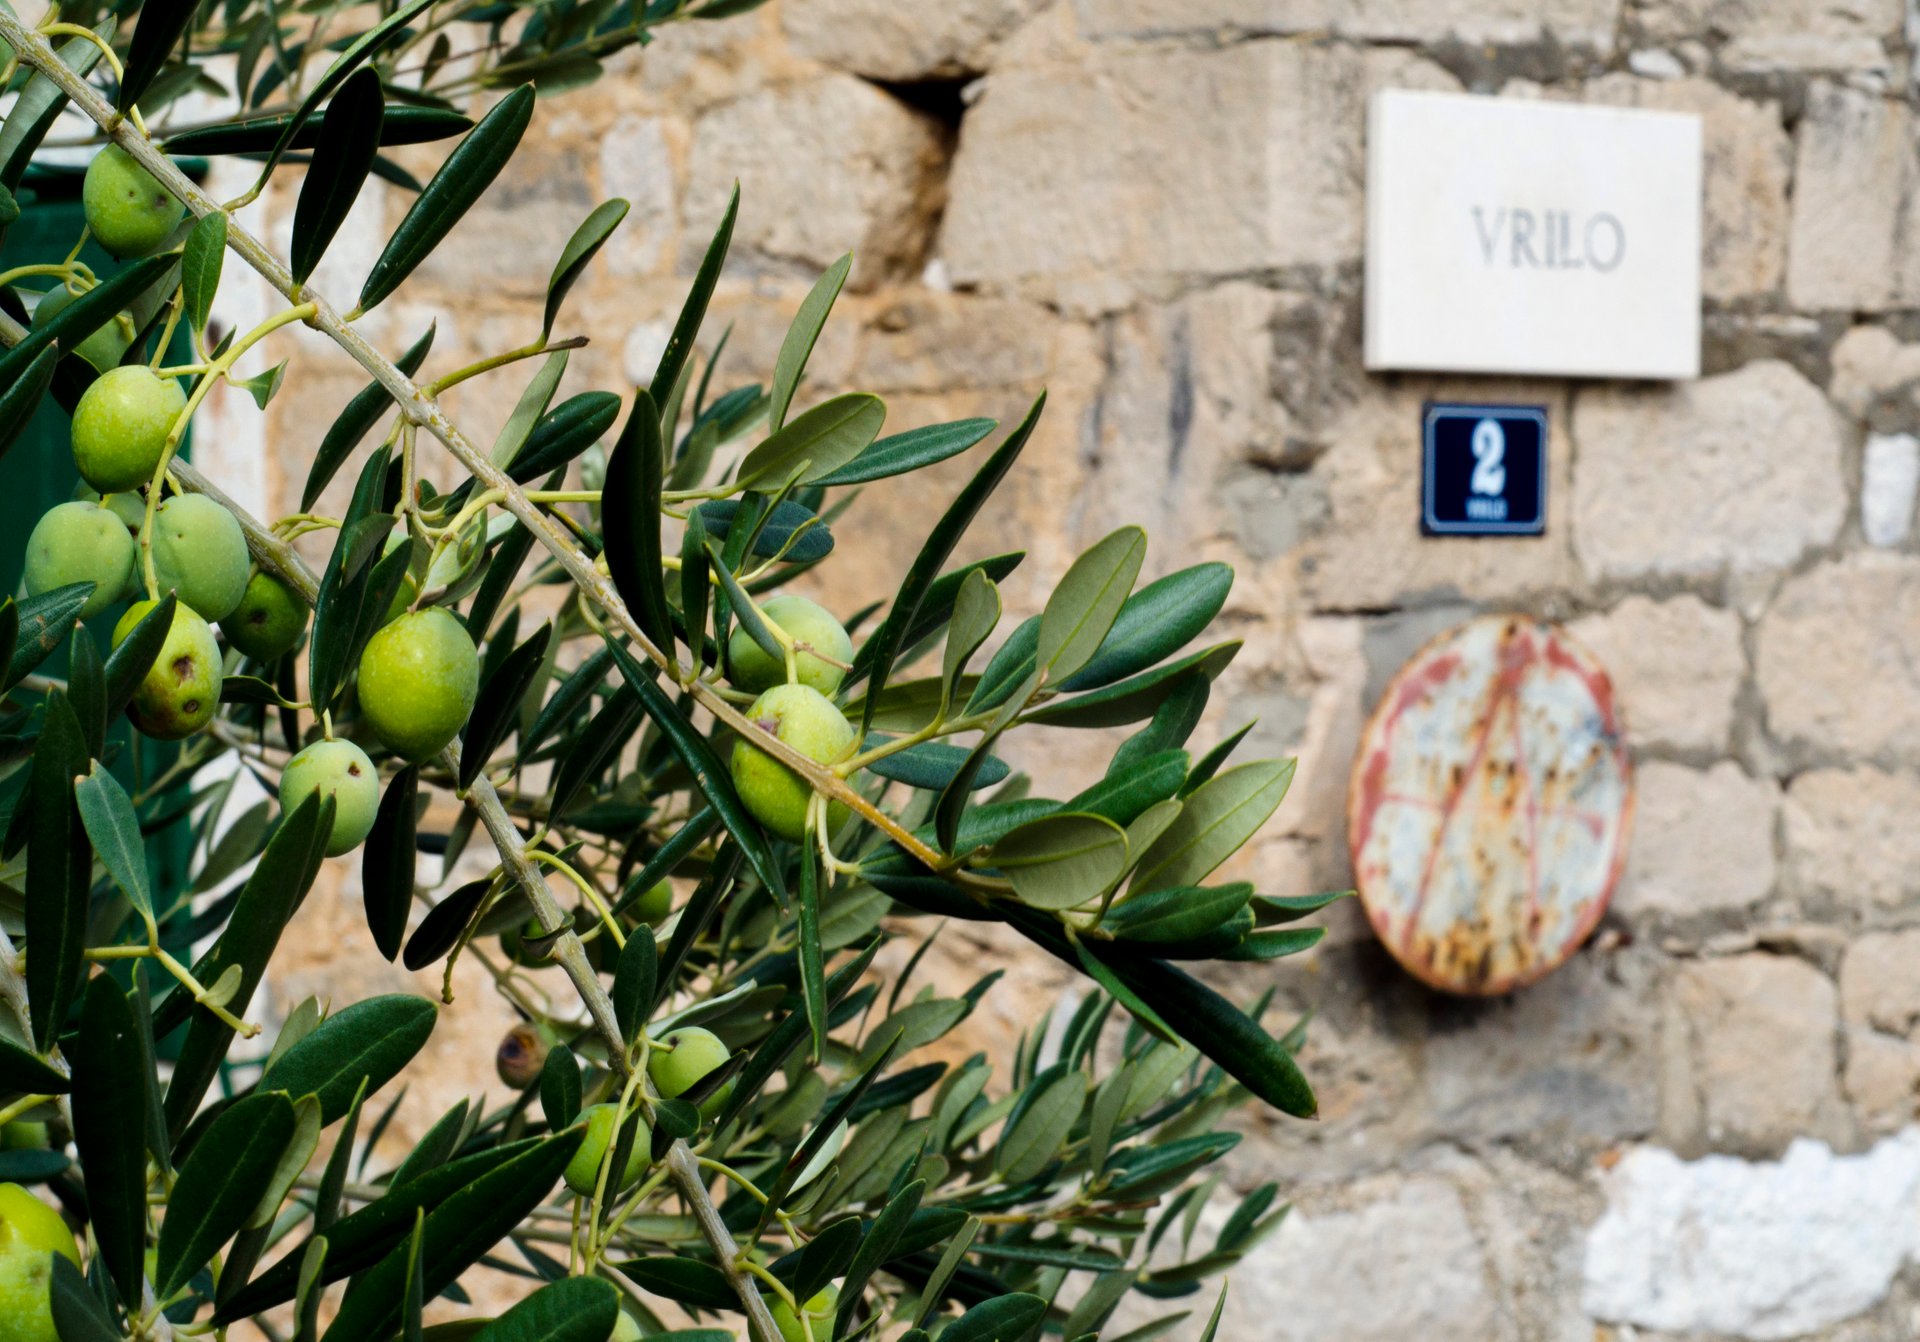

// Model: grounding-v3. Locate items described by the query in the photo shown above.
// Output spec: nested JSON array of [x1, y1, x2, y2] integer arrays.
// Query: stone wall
[[238, 0, 1920, 1336]]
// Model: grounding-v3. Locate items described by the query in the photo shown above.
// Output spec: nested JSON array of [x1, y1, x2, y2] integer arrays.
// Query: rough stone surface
[[682, 75, 946, 287], [1758, 555, 1920, 763], [1789, 83, 1920, 310], [1073, 0, 1622, 46], [1670, 954, 1846, 1153], [1638, 0, 1901, 72], [941, 42, 1369, 290], [783, 0, 1042, 78], [1620, 762, 1779, 919], [1571, 360, 1847, 580], [1233, 1178, 1504, 1342], [1567, 595, 1744, 754], [1584, 75, 1790, 301], [1863, 432, 1920, 545], [1841, 932, 1920, 1130], [1783, 767, 1920, 911], [1582, 1132, 1920, 1338]]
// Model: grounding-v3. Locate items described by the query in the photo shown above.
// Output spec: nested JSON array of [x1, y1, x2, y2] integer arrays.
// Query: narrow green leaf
[[1131, 760, 1296, 896], [70, 977, 147, 1309], [612, 933, 657, 1041], [401, 876, 492, 972], [362, 766, 419, 961], [461, 624, 552, 788], [650, 185, 737, 409], [990, 812, 1128, 911], [102, 592, 174, 728], [860, 396, 1043, 736], [832, 1180, 924, 1340], [302, 323, 435, 511], [1071, 936, 1176, 1044], [737, 392, 884, 491], [543, 200, 629, 338], [1063, 562, 1232, 692], [0, 255, 171, 394], [941, 570, 999, 709], [0, 344, 56, 466], [678, 509, 712, 676], [164, 105, 472, 155], [182, 213, 228, 333], [490, 351, 568, 470], [157, 1092, 299, 1296], [606, 639, 784, 904], [261, 995, 439, 1124], [359, 85, 535, 312], [612, 1258, 735, 1311], [768, 253, 850, 432], [1104, 884, 1253, 944], [1038, 527, 1147, 684], [291, 67, 383, 284], [997, 1064, 1086, 1184], [0, 19, 112, 190], [508, 391, 622, 484], [0, 1036, 67, 1095], [74, 764, 156, 937], [473, 1276, 619, 1342], [539, 1046, 581, 1132], [601, 389, 675, 655], [815, 418, 996, 488], [320, 1132, 583, 1341], [251, 0, 437, 190], [797, 836, 827, 1063], [49, 1255, 120, 1342], [118, 0, 196, 112], [25, 693, 88, 1052]]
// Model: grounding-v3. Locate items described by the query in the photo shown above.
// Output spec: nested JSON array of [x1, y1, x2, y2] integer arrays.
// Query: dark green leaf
[[1038, 525, 1147, 685], [1023, 642, 1240, 729], [461, 624, 552, 788], [990, 812, 1128, 911], [302, 323, 435, 511], [70, 977, 147, 1308], [102, 592, 175, 722], [157, 1092, 299, 1296], [1131, 760, 1295, 896], [1252, 890, 1351, 925], [548, 684, 642, 823], [538, 1045, 581, 1132], [863, 738, 1009, 793], [291, 67, 383, 284], [473, 1276, 619, 1342], [996, 1064, 1085, 1183], [768, 254, 850, 431], [543, 200, 629, 338], [362, 766, 420, 961], [388, 1099, 469, 1190], [119, 0, 196, 111], [815, 418, 996, 488], [601, 389, 675, 655], [0, 20, 112, 191], [320, 1133, 584, 1341], [50, 1255, 120, 1342], [612, 934, 657, 1041], [261, 995, 439, 1124], [523, 645, 612, 760], [74, 764, 156, 937], [0, 256, 171, 392], [612, 1258, 734, 1311], [606, 639, 784, 904], [941, 1294, 1048, 1342], [359, 85, 535, 312], [1066, 751, 1188, 829], [0, 345, 57, 466], [25, 693, 88, 1052], [832, 1181, 923, 1340], [715, 940, 881, 1131], [797, 841, 827, 1063], [508, 392, 622, 484], [860, 397, 1042, 736], [650, 185, 736, 408], [0, 1036, 68, 1094], [402, 877, 493, 971], [1063, 563, 1232, 692], [692, 498, 833, 564], [1104, 884, 1252, 944], [181, 213, 227, 334], [1222, 927, 1324, 961], [164, 105, 472, 155], [788, 1216, 861, 1305]]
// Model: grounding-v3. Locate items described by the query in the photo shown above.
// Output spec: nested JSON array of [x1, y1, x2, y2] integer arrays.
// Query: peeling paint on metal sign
[[1347, 614, 1632, 995]]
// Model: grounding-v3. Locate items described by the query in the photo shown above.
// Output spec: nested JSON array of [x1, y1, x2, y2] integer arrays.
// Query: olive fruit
[[646, 1026, 730, 1112], [356, 608, 479, 763], [729, 684, 856, 842], [149, 493, 250, 622], [726, 594, 854, 696], [112, 599, 221, 740], [609, 1312, 644, 1342], [769, 1285, 840, 1342], [81, 145, 184, 259], [495, 1023, 553, 1090], [279, 740, 380, 857], [71, 365, 185, 494], [562, 1104, 651, 1197], [0, 1182, 80, 1342], [24, 501, 134, 619], [32, 285, 130, 372], [630, 878, 673, 926], [224, 570, 308, 662]]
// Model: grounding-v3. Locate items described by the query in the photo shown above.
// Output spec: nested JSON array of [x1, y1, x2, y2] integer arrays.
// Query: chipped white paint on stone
[[1628, 48, 1686, 78], [1582, 1131, 1920, 1338], [1863, 432, 1920, 546]]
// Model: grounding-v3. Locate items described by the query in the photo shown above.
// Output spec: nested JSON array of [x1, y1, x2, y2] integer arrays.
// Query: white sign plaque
[[1364, 89, 1702, 380]]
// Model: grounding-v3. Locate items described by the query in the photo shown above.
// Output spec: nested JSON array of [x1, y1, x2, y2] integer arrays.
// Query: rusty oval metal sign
[[1346, 614, 1633, 995]]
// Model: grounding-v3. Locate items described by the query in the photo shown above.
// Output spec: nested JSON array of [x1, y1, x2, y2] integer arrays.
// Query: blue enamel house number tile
[[1421, 403, 1547, 537]]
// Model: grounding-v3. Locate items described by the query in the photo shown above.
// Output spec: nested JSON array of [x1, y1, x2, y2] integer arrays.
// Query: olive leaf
[[768, 253, 851, 432], [291, 66, 384, 284], [544, 199, 630, 338]]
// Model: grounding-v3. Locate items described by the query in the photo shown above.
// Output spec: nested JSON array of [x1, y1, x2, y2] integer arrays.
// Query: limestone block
[[1571, 360, 1845, 581], [1862, 433, 1920, 545], [683, 76, 946, 287], [1072, 0, 1620, 47], [1619, 762, 1778, 919], [1783, 767, 1920, 910], [1670, 953, 1846, 1152], [1757, 555, 1920, 762], [1789, 83, 1920, 310], [1567, 595, 1744, 754], [782, 0, 1043, 79]]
